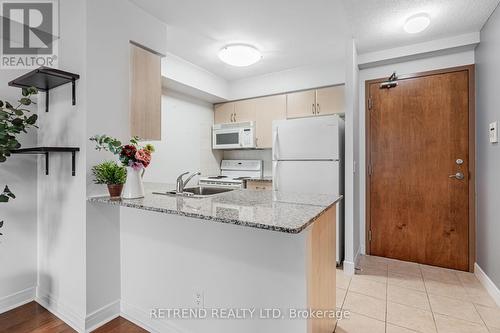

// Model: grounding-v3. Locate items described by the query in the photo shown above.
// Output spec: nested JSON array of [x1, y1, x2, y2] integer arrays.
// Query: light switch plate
[[490, 121, 498, 143]]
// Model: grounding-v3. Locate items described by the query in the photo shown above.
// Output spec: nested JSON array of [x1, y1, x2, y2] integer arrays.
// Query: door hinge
[[369, 230, 373, 242], [368, 164, 373, 176], [368, 98, 373, 110]]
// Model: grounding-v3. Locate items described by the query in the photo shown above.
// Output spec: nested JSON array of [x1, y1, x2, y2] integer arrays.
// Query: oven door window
[[216, 132, 239, 145]]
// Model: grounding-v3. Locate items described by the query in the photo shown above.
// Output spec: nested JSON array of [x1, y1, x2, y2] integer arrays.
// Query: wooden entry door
[[367, 67, 474, 271]]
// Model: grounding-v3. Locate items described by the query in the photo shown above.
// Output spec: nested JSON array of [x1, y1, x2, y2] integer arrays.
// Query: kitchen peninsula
[[88, 183, 341, 333]]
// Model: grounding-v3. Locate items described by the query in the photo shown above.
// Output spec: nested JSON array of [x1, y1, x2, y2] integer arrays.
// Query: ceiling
[[130, 0, 499, 81], [342, 0, 500, 53], [129, 0, 349, 81]]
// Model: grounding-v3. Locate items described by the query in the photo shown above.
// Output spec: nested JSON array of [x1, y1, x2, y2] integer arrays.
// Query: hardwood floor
[[0, 302, 148, 333]]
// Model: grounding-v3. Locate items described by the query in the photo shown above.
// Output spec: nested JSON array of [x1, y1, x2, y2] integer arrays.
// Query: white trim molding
[[474, 263, 500, 307], [120, 300, 188, 333], [35, 288, 86, 332], [85, 300, 120, 333], [0, 287, 35, 314]]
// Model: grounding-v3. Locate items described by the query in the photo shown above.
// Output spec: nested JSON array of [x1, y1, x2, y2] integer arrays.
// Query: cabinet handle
[[312, 103, 316, 114], [317, 103, 320, 114], [233, 113, 236, 122]]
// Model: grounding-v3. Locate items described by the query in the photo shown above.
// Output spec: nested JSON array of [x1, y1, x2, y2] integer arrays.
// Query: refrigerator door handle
[[272, 127, 279, 160], [272, 161, 278, 191]]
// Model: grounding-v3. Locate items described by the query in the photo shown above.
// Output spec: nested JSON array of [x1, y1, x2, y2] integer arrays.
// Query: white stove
[[199, 160, 263, 189]]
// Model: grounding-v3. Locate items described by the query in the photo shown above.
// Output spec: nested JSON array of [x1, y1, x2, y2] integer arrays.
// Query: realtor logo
[[1, 0, 58, 68]]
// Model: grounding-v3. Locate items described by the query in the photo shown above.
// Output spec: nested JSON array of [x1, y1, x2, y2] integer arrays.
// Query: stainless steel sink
[[183, 186, 234, 196], [153, 186, 234, 197]]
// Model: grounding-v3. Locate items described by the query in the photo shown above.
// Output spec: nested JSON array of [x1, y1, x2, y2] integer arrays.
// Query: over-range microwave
[[212, 121, 256, 150]]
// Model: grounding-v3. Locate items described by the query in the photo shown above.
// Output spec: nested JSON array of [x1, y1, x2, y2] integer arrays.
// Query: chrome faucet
[[176, 171, 201, 193]]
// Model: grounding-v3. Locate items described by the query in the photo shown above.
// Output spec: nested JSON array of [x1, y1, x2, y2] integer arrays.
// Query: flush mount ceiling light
[[218, 44, 262, 67], [404, 13, 431, 34]]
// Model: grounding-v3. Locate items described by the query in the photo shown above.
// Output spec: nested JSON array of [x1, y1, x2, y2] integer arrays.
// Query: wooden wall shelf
[[8, 67, 80, 113]]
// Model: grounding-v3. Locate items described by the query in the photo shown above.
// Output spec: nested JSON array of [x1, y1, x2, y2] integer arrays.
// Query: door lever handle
[[449, 172, 464, 180]]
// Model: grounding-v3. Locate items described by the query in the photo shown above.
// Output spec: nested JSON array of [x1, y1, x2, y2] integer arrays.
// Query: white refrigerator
[[272, 115, 344, 265]]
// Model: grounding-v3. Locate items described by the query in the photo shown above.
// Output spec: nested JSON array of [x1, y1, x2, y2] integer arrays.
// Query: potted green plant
[[92, 161, 127, 200], [0, 87, 38, 234], [90, 135, 155, 199]]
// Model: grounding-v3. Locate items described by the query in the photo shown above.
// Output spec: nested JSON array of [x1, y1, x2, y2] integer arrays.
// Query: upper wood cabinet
[[286, 90, 316, 119], [254, 95, 286, 148], [234, 99, 256, 123], [316, 86, 345, 116], [286, 85, 345, 119], [213, 85, 344, 149], [214, 102, 235, 124], [130, 43, 162, 140]]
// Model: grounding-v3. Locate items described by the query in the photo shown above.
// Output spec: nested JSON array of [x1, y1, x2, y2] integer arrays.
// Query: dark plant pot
[[107, 184, 124, 200]]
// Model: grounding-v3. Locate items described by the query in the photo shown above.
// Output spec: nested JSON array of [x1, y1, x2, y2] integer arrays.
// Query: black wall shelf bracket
[[10, 147, 80, 176], [8, 67, 80, 113]]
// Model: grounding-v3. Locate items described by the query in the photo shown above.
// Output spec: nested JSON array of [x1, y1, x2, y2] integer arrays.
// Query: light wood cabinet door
[[130, 43, 162, 140], [234, 99, 256, 123], [286, 90, 316, 119], [316, 85, 345, 115], [246, 180, 273, 190], [255, 95, 286, 148], [214, 102, 235, 124]]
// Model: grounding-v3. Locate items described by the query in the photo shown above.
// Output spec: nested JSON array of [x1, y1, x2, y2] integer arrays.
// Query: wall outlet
[[193, 290, 204, 307], [490, 121, 498, 144]]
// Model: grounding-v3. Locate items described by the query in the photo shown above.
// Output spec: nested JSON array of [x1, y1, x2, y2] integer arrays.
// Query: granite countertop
[[88, 182, 342, 234]]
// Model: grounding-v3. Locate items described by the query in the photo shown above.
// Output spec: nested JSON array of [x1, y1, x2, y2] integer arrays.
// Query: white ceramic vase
[[122, 167, 145, 199]]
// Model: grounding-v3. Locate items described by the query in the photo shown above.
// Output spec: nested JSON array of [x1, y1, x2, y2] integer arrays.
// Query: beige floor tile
[[355, 265, 388, 284], [386, 323, 420, 333], [388, 260, 422, 277], [343, 291, 386, 321], [349, 275, 387, 300], [387, 301, 437, 333], [388, 285, 430, 310], [434, 314, 489, 333], [456, 270, 481, 286], [421, 265, 461, 284], [428, 294, 482, 323], [335, 312, 385, 333], [488, 327, 500, 333], [357, 255, 391, 269], [476, 305, 500, 329], [337, 288, 347, 309], [424, 279, 469, 300], [337, 269, 352, 290], [464, 286, 498, 308], [388, 271, 427, 292]]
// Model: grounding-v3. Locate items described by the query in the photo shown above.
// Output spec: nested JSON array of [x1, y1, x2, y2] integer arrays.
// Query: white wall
[[343, 40, 360, 274], [120, 207, 308, 333], [142, 90, 222, 184], [85, 0, 168, 328], [36, 0, 88, 330], [475, 4, 500, 289], [163, 54, 230, 101], [0, 70, 38, 313], [228, 61, 346, 100], [357, 50, 475, 255]]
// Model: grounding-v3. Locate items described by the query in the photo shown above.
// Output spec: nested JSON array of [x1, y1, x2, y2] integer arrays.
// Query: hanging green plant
[[0, 87, 39, 234]]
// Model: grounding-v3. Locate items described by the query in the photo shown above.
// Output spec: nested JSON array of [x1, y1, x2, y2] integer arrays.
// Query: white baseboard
[[474, 263, 500, 307], [85, 300, 120, 332], [35, 288, 86, 332], [0, 287, 35, 314], [120, 300, 187, 333]]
